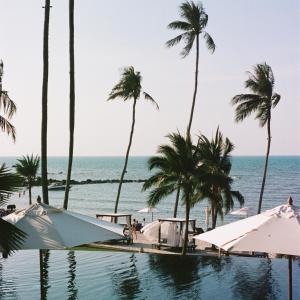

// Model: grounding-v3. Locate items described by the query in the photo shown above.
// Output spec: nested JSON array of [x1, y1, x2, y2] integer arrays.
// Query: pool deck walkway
[[89, 232, 217, 256]]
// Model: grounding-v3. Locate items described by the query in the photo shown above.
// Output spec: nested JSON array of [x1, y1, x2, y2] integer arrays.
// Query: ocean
[[0, 156, 299, 299]]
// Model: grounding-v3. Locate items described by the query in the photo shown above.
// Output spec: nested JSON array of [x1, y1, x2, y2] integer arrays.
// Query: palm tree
[[142, 132, 204, 255], [166, 1, 215, 135], [231, 63, 280, 214], [14, 154, 40, 205], [0, 164, 26, 256], [41, 0, 51, 205], [0, 60, 16, 141], [64, 0, 75, 210], [108, 66, 159, 213], [196, 128, 244, 228]]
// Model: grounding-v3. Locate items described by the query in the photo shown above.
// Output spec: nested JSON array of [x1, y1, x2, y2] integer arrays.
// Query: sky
[[0, 0, 299, 156]]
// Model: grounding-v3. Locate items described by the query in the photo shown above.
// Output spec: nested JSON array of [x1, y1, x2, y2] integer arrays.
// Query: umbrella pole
[[39, 249, 43, 299], [288, 256, 292, 300]]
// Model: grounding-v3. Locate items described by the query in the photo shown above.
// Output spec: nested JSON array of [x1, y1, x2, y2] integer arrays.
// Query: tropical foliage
[[14, 154, 40, 205], [108, 66, 159, 213], [0, 60, 16, 141], [196, 128, 244, 228], [0, 164, 26, 255], [166, 0, 215, 134], [231, 63, 280, 213], [142, 132, 205, 255]]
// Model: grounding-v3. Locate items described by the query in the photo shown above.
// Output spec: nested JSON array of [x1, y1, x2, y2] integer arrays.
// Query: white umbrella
[[3, 203, 124, 250], [138, 207, 159, 221], [194, 202, 300, 300]]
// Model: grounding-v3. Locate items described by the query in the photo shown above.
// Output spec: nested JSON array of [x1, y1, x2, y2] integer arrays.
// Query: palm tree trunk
[[173, 185, 180, 218], [64, 0, 75, 210], [212, 208, 218, 229], [257, 117, 271, 214], [114, 98, 137, 213], [187, 34, 199, 135], [41, 0, 51, 205], [28, 183, 32, 205], [182, 199, 190, 256], [211, 203, 215, 229]]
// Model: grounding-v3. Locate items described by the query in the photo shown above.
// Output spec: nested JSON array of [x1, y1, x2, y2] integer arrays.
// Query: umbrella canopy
[[138, 207, 159, 213], [3, 203, 124, 250], [194, 203, 300, 256]]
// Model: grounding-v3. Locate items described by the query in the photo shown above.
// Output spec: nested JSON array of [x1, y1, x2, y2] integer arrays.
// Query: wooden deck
[[88, 232, 214, 256]]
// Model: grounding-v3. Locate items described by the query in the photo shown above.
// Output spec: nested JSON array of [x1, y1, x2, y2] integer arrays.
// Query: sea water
[[0, 156, 299, 299]]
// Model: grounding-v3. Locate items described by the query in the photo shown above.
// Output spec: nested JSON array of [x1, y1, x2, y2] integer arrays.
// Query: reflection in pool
[[0, 250, 299, 299]]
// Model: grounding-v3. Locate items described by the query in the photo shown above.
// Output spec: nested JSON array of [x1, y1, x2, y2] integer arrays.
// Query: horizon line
[[0, 154, 300, 158]]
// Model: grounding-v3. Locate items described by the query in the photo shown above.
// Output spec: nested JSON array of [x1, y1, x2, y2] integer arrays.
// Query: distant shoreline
[[33, 177, 147, 187]]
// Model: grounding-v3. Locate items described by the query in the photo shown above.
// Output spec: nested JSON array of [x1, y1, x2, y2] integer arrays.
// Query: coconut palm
[[14, 154, 40, 205], [142, 132, 205, 255], [64, 0, 75, 210], [108, 66, 159, 213], [196, 128, 244, 228], [231, 63, 280, 214], [0, 164, 26, 256], [41, 0, 51, 205], [0, 60, 16, 141], [166, 1, 215, 135]]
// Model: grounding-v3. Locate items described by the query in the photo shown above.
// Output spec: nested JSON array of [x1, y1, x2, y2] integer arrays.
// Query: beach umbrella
[[229, 207, 252, 217], [194, 201, 300, 300], [3, 203, 124, 250], [138, 207, 159, 222]]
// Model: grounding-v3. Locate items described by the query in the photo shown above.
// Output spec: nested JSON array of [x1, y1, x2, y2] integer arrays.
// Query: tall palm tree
[[0, 60, 16, 141], [14, 154, 40, 205], [231, 63, 280, 214], [41, 0, 51, 205], [142, 132, 205, 255], [196, 128, 244, 228], [0, 164, 26, 256], [64, 0, 75, 210], [166, 1, 215, 135], [108, 66, 159, 213]]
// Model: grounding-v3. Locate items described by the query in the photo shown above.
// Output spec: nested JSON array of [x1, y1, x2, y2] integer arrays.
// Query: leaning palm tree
[[64, 0, 75, 210], [142, 132, 205, 255], [231, 63, 280, 214], [166, 1, 215, 135], [41, 0, 51, 205], [0, 164, 26, 256], [108, 66, 159, 213], [14, 154, 40, 205], [0, 60, 16, 141], [196, 128, 244, 228]]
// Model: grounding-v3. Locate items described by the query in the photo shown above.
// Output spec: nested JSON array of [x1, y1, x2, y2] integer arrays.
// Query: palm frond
[[143, 92, 159, 109], [180, 32, 195, 58], [231, 94, 263, 123], [0, 91, 17, 119], [0, 164, 22, 206], [202, 31, 216, 53], [166, 33, 186, 48], [255, 104, 270, 127], [167, 20, 191, 31], [271, 93, 281, 108], [0, 115, 16, 142], [147, 184, 176, 207], [0, 218, 26, 254]]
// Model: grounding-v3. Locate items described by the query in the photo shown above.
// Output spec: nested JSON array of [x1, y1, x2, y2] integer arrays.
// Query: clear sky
[[0, 0, 299, 156]]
